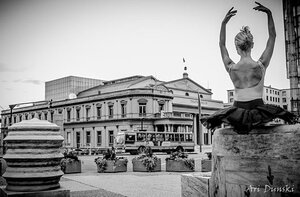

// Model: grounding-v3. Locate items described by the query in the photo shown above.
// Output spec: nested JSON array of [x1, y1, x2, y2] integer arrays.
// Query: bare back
[[229, 60, 263, 89]]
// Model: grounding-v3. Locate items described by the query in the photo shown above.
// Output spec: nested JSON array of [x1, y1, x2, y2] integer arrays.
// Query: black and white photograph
[[0, 0, 299, 196]]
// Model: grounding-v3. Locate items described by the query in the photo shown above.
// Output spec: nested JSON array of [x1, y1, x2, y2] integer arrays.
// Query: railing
[[62, 112, 193, 124], [2, 112, 193, 127]]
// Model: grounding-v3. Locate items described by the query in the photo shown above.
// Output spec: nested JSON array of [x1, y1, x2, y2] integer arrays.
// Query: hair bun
[[235, 26, 254, 51], [241, 26, 251, 34]]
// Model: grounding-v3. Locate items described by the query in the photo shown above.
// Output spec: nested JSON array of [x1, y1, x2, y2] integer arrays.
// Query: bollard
[[210, 125, 300, 197], [2, 118, 64, 192]]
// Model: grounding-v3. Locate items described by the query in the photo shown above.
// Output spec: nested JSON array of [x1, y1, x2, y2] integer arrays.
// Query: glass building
[[45, 76, 104, 101]]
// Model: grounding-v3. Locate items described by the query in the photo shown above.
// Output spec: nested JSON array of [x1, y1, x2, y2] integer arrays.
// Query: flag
[[183, 57, 185, 63]]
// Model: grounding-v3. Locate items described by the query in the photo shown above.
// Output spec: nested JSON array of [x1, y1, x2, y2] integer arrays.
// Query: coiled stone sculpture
[[2, 118, 64, 192]]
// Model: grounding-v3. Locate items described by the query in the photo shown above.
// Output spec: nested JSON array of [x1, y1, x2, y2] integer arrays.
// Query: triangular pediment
[[128, 76, 169, 91], [163, 78, 211, 94]]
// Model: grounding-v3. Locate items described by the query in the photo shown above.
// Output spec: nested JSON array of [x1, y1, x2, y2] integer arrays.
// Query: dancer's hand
[[222, 7, 237, 24], [253, 2, 271, 14]]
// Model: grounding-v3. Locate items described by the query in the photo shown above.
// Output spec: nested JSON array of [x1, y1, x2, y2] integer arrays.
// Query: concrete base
[[0, 186, 70, 197], [181, 172, 211, 197], [64, 160, 82, 174], [201, 159, 212, 172]]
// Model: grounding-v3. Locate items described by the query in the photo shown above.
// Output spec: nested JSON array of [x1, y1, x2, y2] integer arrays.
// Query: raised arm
[[220, 7, 237, 72], [254, 2, 276, 68]]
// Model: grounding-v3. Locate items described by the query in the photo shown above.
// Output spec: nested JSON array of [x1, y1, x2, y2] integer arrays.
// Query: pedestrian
[[201, 2, 295, 134]]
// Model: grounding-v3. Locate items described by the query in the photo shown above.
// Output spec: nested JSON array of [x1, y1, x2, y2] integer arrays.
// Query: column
[[208, 129, 212, 145], [91, 104, 95, 120], [103, 102, 107, 120]]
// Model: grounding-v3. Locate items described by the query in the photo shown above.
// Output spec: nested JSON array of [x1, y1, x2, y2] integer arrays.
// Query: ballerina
[[201, 2, 295, 134]]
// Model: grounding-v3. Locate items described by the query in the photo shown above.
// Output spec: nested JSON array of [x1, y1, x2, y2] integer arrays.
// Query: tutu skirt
[[200, 99, 296, 134]]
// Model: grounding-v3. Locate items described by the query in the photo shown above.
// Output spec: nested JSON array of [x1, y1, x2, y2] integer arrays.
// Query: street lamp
[[198, 93, 202, 153]]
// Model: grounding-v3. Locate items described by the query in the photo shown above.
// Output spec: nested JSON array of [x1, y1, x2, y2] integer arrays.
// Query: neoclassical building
[[1, 73, 224, 152]]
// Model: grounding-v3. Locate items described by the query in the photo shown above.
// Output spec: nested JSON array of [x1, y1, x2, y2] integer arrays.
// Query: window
[[86, 131, 91, 145], [25, 114, 28, 120], [229, 91, 234, 96], [97, 131, 102, 146], [159, 104, 164, 112], [96, 106, 101, 119], [108, 105, 114, 118], [229, 98, 234, 103], [282, 91, 286, 96], [185, 92, 189, 96], [283, 98, 287, 103], [186, 134, 193, 142], [86, 108, 90, 121], [44, 113, 48, 120], [76, 109, 80, 121], [109, 130, 114, 146], [121, 103, 126, 118], [38, 113, 42, 120], [67, 110, 71, 122], [13, 116, 16, 123], [139, 103, 146, 117], [19, 115, 22, 121], [50, 112, 54, 122]]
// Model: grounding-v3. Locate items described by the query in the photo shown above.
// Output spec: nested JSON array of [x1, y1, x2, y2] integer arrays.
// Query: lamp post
[[198, 93, 202, 153]]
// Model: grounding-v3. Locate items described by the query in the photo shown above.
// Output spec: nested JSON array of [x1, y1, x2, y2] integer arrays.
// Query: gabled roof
[[161, 77, 212, 94], [77, 75, 169, 97]]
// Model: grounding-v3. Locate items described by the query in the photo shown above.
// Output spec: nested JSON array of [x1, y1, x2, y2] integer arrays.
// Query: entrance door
[[76, 132, 81, 148]]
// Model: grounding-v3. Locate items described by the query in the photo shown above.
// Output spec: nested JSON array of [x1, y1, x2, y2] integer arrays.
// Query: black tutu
[[200, 99, 296, 134]]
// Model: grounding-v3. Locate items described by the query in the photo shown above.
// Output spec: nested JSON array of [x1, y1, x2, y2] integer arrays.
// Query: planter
[[132, 158, 161, 172], [97, 159, 127, 173], [201, 159, 211, 172], [166, 159, 194, 172], [64, 160, 81, 174]]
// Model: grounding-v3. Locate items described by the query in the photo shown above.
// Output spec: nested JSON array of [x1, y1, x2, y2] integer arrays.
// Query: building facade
[[283, 0, 300, 115], [45, 76, 104, 101], [1, 74, 224, 152], [227, 85, 291, 110]]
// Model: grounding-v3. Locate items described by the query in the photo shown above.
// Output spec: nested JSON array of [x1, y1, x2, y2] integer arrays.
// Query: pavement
[[60, 145, 212, 197]]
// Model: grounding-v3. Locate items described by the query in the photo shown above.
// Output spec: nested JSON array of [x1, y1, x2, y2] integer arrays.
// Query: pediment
[[163, 78, 211, 94]]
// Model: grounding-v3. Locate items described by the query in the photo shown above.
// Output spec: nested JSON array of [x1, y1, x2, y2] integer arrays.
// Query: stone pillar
[[2, 118, 65, 194], [211, 125, 300, 197]]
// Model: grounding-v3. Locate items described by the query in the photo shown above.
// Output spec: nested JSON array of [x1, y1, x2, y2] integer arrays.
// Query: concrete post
[[1, 118, 67, 194]]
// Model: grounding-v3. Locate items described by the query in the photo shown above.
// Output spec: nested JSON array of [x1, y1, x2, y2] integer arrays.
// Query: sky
[[0, 0, 288, 110]]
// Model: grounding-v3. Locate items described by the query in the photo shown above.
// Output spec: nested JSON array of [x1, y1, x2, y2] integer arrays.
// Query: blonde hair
[[235, 26, 253, 51]]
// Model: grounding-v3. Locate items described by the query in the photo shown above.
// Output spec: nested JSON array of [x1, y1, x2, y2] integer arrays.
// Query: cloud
[[11, 79, 44, 85], [0, 63, 28, 73], [0, 63, 12, 72], [23, 79, 43, 85]]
